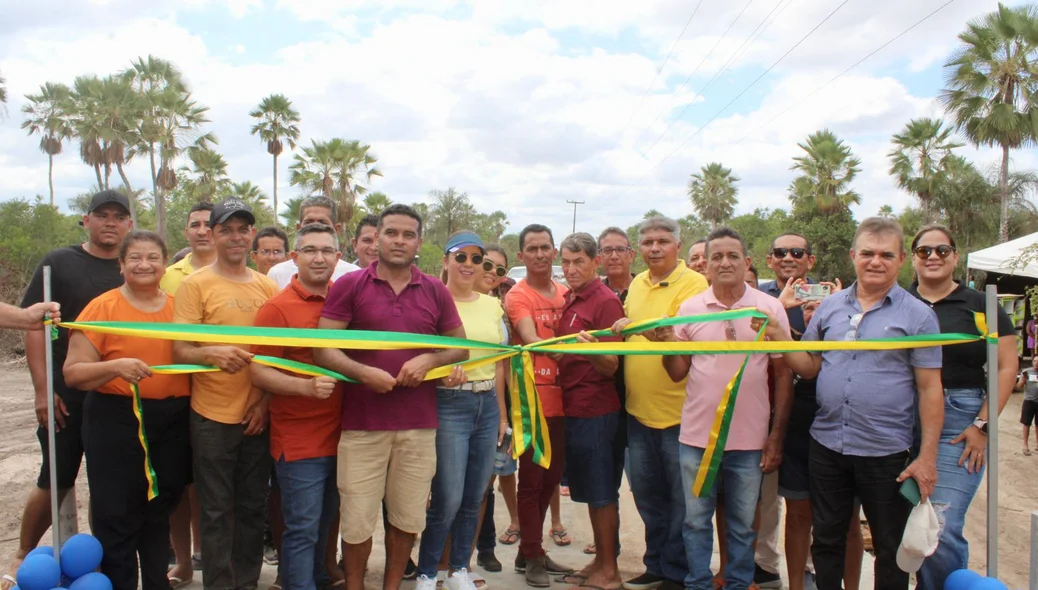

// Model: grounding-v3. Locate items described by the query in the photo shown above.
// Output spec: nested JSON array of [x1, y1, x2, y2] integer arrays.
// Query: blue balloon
[[25, 547, 53, 559], [15, 555, 61, 590], [59, 534, 103, 579], [68, 573, 111, 590], [944, 569, 981, 590], [970, 578, 1008, 590]]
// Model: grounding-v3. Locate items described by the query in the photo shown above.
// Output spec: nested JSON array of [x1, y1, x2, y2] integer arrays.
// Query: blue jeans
[[679, 445, 762, 590], [417, 387, 499, 577], [276, 455, 338, 590], [917, 388, 986, 590], [627, 417, 688, 583]]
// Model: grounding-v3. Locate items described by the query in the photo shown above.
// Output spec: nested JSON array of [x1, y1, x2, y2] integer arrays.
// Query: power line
[[637, 0, 794, 157], [606, 0, 706, 155], [566, 200, 585, 233], [625, 0, 853, 190], [630, 0, 758, 154], [727, 0, 959, 147]]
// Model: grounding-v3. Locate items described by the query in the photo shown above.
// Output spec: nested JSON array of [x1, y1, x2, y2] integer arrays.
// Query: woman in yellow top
[[415, 231, 507, 590], [64, 231, 191, 590]]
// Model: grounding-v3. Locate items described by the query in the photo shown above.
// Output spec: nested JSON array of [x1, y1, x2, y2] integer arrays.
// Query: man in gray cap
[[2, 190, 132, 588]]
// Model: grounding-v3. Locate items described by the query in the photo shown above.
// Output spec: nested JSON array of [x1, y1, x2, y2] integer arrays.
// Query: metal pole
[[1030, 510, 1037, 590], [566, 200, 584, 233], [43, 266, 61, 565], [985, 284, 999, 578]]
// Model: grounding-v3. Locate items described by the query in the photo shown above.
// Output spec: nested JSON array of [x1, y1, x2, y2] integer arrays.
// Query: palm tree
[[363, 192, 392, 216], [429, 188, 475, 237], [98, 75, 142, 222], [877, 204, 895, 218], [887, 118, 963, 221], [122, 57, 185, 202], [280, 196, 304, 226], [687, 162, 739, 228], [21, 82, 73, 207], [250, 94, 301, 217], [67, 75, 106, 190], [940, 2, 1038, 241], [788, 129, 862, 214], [181, 146, 231, 202], [289, 139, 381, 230], [332, 140, 381, 227]]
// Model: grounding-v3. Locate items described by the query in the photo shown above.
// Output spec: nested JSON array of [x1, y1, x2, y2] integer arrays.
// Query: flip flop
[[2, 574, 18, 590], [583, 543, 596, 555], [168, 576, 192, 589], [498, 527, 520, 545], [470, 572, 489, 589], [550, 528, 571, 547], [1024, 448, 1032, 456], [555, 574, 588, 584], [578, 584, 623, 590]]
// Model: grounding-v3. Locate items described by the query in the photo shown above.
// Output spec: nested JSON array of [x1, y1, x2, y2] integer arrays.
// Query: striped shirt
[[803, 283, 941, 457]]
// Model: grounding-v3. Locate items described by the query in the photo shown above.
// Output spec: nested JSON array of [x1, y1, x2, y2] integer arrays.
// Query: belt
[[459, 380, 495, 393]]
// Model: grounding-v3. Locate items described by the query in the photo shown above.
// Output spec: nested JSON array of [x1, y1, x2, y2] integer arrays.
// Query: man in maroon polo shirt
[[556, 232, 626, 590], [313, 204, 467, 590]]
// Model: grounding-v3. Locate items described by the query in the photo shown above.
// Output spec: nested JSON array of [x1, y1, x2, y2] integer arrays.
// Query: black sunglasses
[[772, 247, 807, 260], [488, 264, 506, 277], [454, 252, 485, 266], [914, 245, 956, 259]]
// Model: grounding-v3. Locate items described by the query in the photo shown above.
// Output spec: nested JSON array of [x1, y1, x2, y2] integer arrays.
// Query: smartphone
[[899, 477, 921, 506], [794, 283, 831, 302]]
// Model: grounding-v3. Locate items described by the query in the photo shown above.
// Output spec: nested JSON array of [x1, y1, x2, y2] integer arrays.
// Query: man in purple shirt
[[314, 204, 467, 590], [755, 217, 943, 590]]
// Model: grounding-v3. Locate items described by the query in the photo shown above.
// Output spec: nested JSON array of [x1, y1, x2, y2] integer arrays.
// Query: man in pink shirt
[[660, 227, 794, 590]]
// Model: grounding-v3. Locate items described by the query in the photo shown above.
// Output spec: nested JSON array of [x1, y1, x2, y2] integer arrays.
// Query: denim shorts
[[565, 412, 623, 508]]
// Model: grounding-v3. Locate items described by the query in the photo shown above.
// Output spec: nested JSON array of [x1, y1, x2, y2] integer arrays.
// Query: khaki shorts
[[337, 429, 436, 544]]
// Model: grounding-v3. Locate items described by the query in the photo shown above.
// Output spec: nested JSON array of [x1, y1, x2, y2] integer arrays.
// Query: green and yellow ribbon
[[53, 308, 998, 498]]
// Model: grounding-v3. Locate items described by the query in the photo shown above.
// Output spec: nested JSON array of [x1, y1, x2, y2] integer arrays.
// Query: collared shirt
[[603, 273, 636, 302], [253, 278, 343, 461], [321, 262, 463, 431], [624, 261, 709, 429], [504, 279, 569, 417], [675, 286, 790, 450], [268, 258, 360, 290], [160, 253, 199, 295], [907, 281, 1014, 390], [803, 283, 942, 456], [557, 277, 626, 418], [760, 278, 817, 433]]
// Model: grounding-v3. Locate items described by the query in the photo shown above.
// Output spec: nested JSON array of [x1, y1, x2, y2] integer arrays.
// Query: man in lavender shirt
[[754, 217, 943, 590], [313, 204, 468, 590]]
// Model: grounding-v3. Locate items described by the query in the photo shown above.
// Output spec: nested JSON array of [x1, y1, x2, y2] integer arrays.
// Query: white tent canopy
[[967, 231, 1038, 279]]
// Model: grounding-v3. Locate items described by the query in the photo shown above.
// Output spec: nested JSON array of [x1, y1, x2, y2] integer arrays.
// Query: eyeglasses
[[256, 249, 285, 257], [296, 247, 338, 257], [724, 320, 737, 342], [600, 246, 631, 257], [453, 252, 485, 266], [845, 313, 863, 341], [486, 263, 507, 277], [772, 247, 807, 260], [913, 245, 956, 260]]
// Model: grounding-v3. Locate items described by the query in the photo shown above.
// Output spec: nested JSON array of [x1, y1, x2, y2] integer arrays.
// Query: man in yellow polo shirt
[[612, 216, 707, 590], [161, 202, 216, 295]]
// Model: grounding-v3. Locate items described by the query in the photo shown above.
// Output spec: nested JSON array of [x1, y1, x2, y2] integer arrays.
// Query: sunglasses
[[453, 252, 485, 266], [771, 247, 807, 260], [488, 264, 507, 277], [914, 245, 956, 259]]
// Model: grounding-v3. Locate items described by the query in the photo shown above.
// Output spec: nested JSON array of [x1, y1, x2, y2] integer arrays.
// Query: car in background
[[506, 265, 568, 286]]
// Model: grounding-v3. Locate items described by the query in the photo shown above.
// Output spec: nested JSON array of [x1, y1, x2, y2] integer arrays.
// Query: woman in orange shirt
[[64, 231, 191, 590]]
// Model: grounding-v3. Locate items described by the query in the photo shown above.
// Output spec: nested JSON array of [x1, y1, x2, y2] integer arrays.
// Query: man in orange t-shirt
[[251, 224, 344, 590], [503, 224, 573, 586]]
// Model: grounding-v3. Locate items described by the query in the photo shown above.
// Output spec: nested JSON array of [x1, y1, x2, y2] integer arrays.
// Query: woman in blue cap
[[416, 231, 509, 590]]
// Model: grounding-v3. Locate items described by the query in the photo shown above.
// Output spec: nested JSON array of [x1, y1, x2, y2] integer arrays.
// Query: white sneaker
[[445, 568, 478, 590], [415, 574, 438, 590]]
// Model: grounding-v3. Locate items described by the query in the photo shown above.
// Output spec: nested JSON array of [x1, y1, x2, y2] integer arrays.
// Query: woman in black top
[[908, 225, 1017, 590]]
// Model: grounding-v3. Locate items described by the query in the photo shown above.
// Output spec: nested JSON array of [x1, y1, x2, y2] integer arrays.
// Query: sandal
[[2, 575, 17, 590], [549, 527, 571, 546], [583, 543, 596, 555], [498, 527, 520, 545], [168, 576, 192, 589], [470, 571, 488, 589], [1024, 448, 1032, 456]]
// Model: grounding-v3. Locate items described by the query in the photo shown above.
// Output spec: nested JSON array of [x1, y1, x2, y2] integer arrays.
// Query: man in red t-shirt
[[504, 224, 575, 587], [313, 205, 467, 590], [251, 223, 344, 590], [555, 233, 626, 590]]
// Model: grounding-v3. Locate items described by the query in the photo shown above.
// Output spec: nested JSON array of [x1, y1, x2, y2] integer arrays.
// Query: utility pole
[[566, 200, 585, 234]]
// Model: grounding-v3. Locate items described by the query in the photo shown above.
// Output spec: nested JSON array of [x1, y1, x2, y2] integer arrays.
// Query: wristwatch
[[972, 417, 989, 434]]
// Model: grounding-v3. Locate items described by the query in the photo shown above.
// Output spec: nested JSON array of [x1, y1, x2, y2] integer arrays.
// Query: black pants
[[191, 410, 272, 590], [84, 392, 190, 590], [809, 439, 912, 590]]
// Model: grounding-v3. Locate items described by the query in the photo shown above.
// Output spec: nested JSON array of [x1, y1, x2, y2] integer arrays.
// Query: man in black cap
[[1, 190, 132, 588], [172, 198, 279, 590]]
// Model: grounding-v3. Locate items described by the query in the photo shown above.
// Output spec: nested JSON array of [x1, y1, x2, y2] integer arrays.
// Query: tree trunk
[[117, 163, 138, 227], [103, 162, 111, 190], [93, 164, 103, 191], [48, 154, 55, 209], [1000, 143, 1010, 242], [149, 144, 158, 204], [156, 155, 167, 239], [273, 153, 278, 223]]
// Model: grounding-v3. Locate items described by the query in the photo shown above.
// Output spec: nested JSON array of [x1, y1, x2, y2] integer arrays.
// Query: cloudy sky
[[0, 0, 1031, 241]]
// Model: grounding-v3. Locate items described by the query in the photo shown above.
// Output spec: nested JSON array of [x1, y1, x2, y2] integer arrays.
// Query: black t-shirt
[[760, 279, 817, 433], [908, 281, 1015, 389], [21, 245, 124, 400]]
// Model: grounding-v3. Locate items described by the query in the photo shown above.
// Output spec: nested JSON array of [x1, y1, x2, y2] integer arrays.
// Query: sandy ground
[[0, 363, 1033, 589]]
